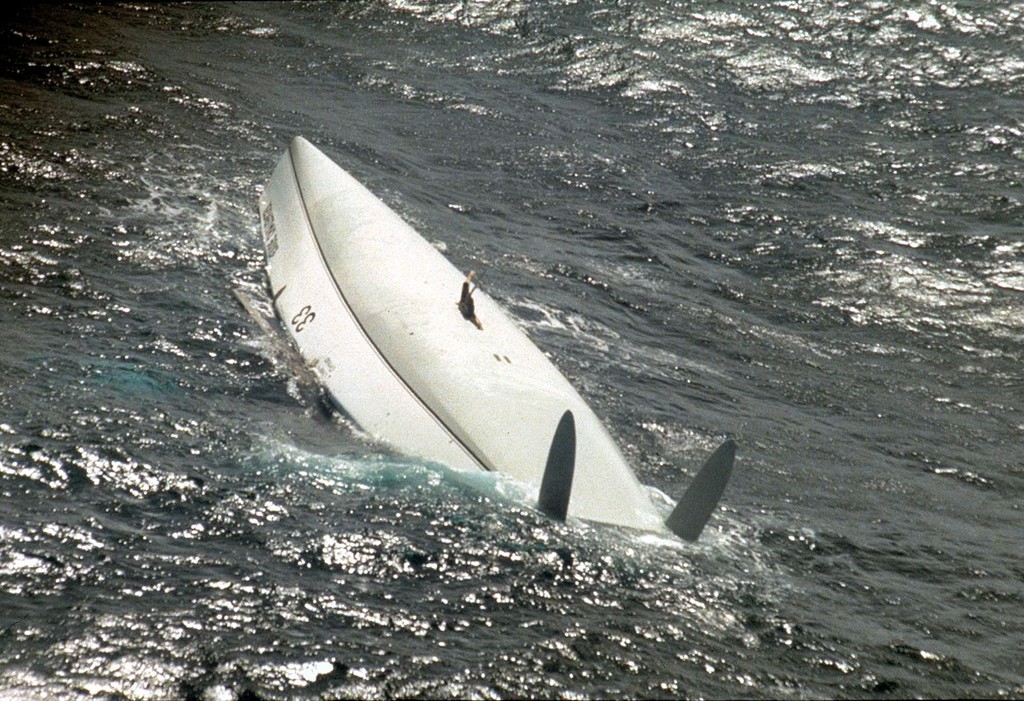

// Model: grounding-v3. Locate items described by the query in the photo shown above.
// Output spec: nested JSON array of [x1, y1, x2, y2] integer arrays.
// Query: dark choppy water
[[1, 2, 1022, 699]]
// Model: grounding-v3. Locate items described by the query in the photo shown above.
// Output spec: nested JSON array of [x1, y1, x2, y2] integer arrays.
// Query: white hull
[[259, 137, 666, 532]]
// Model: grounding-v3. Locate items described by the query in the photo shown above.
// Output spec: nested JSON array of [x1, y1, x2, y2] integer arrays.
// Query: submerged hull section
[[260, 136, 664, 532]]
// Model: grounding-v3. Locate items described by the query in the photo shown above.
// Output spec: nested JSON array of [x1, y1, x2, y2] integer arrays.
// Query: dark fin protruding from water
[[666, 439, 736, 542], [537, 410, 576, 521]]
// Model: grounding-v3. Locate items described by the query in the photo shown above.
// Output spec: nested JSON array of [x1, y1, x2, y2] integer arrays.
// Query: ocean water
[[1, 2, 1021, 699]]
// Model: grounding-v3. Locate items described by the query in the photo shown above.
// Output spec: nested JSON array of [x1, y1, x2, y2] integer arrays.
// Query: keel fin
[[666, 439, 736, 541], [537, 410, 576, 521]]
